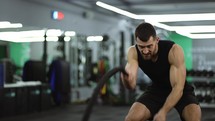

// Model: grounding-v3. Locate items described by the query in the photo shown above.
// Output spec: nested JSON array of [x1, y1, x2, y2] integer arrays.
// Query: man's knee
[[182, 104, 201, 121], [125, 102, 151, 121]]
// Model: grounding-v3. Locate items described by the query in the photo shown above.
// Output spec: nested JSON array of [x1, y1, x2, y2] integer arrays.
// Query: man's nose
[[142, 48, 149, 54]]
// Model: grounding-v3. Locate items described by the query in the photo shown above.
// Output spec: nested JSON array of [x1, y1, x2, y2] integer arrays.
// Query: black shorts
[[136, 90, 199, 121]]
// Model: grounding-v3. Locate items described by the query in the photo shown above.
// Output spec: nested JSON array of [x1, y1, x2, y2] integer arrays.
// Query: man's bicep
[[169, 44, 185, 67], [169, 44, 186, 88], [126, 46, 139, 73], [127, 46, 138, 65]]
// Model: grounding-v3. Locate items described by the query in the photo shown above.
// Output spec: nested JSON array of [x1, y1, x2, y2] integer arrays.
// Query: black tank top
[[135, 40, 194, 94]]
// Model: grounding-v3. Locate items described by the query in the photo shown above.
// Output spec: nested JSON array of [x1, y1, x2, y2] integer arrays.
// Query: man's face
[[136, 36, 159, 60]]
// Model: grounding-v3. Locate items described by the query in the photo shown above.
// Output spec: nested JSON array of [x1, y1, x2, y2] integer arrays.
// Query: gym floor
[[0, 104, 214, 121]]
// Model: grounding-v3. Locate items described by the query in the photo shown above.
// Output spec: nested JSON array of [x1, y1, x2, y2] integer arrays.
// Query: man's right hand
[[120, 70, 135, 90]]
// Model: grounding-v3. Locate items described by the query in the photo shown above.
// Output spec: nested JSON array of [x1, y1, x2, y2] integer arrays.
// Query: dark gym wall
[[3, 0, 215, 72], [0, 0, 137, 69], [192, 39, 215, 71], [0, 42, 8, 60], [0, 0, 121, 35]]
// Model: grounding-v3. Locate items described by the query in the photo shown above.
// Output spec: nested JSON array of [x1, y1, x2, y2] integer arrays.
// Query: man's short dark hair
[[135, 22, 156, 42]]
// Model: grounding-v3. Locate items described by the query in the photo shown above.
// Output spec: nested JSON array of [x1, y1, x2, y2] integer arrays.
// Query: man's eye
[[147, 45, 152, 48], [139, 46, 144, 49]]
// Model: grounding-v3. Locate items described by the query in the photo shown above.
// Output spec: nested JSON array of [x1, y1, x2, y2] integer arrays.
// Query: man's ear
[[156, 37, 160, 43]]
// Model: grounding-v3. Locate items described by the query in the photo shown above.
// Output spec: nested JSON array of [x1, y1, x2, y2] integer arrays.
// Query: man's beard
[[142, 54, 152, 60]]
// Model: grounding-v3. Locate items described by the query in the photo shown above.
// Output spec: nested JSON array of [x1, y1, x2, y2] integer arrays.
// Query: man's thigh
[[126, 102, 151, 121], [136, 92, 166, 119], [175, 92, 201, 121]]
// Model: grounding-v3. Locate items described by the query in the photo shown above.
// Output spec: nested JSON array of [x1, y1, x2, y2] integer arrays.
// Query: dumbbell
[[208, 70, 214, 77]]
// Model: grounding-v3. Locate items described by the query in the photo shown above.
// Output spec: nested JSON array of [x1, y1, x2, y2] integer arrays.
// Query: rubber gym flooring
[[0, 104, 214, 121]]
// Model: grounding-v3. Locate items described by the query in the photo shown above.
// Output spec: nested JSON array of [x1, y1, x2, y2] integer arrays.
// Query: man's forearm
[[160, 87, 183, 114], [122, 80, 132, 89]]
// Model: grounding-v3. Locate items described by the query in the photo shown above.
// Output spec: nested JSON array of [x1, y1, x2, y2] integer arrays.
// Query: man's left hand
[[153, 110, 167, 121]]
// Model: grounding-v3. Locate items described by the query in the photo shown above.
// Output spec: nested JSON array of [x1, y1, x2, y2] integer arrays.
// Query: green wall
[[167, 32, 192, 70], [9, 42, 30, 74]]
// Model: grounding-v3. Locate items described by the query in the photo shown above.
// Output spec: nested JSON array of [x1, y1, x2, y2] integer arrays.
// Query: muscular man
[[121, 22, 201, 121]]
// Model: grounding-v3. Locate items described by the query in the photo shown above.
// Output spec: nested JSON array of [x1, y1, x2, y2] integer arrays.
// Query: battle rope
[[82, 66, 127, 121]]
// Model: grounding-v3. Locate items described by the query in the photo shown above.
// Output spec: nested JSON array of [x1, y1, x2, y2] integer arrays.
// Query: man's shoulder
[[128, 45, 136, 50], [128, 45, 138, 57]]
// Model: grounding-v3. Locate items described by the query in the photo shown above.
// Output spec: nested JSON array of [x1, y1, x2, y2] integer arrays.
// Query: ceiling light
[[188, 34, 215, 39], [96, 1, 215, 22], [171, 26, 215, 33], [0, 21, 23, 28], [145, 21, 174, 31], [96, 1, 215, 39], [176, 31, 215, 39], [46, 29, 62, 36], [87, 36, 103, 41], [0, 30, 45, 38], [147, 23, 215, 33], [64, 36, 71, 41], [65, 31, 76, 36], [0, 37, 45, 42], [46, 37, 58, 41], [96, 1, 137, 19], [18, 30, 46, 37], [137, 13, 215, 22]]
